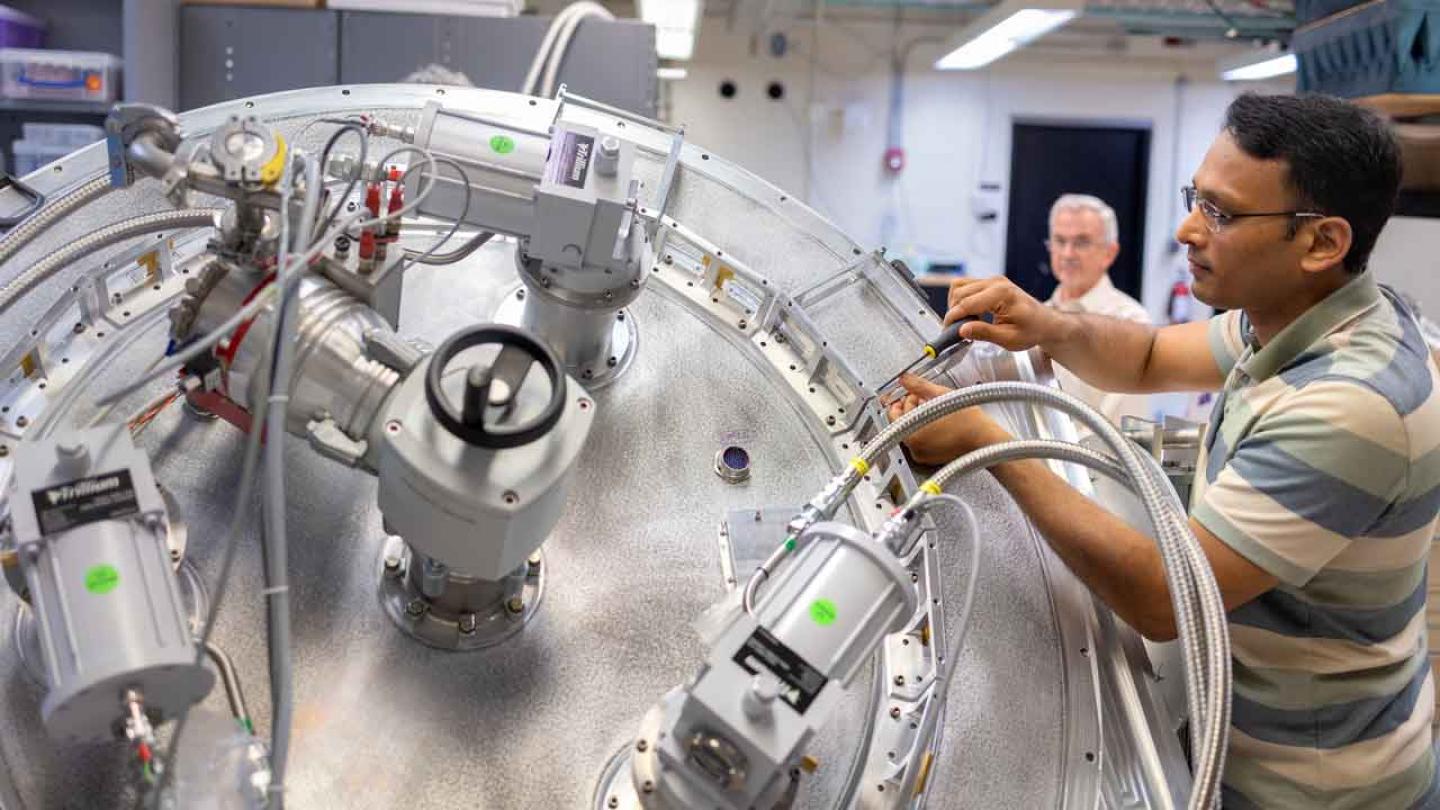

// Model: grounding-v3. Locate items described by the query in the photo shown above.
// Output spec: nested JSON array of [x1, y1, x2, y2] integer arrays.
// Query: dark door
[[1005, 122, 1151, 302]]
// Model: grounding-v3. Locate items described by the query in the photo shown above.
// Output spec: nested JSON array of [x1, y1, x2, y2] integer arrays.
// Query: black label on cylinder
[[732, 626, 828, 714], [32, 470, 139, 535], [545, 131, 594, 190]]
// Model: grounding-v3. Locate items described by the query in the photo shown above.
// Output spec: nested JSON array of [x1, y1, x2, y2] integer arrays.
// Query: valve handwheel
[[424, 324, 567, 449]]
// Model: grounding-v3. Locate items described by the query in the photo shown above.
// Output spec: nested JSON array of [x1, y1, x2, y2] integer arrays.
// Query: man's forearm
[[1042, 312, 1160, 394], [972, 427, 1179, 640]]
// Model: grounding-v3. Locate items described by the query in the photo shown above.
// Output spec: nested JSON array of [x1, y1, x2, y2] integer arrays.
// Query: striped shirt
[[1192, 272, 1440, 809]]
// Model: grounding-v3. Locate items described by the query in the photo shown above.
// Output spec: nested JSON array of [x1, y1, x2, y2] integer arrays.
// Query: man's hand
[[945, 277, 1066, 352], [886, 373, 1009, 466]]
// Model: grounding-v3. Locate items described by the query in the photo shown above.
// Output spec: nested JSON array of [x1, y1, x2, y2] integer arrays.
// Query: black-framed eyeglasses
[[1181, 185, 1324, 234]]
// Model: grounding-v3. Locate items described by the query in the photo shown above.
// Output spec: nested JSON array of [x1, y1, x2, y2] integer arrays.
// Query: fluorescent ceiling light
[[657, 66, 689, 81], [639, 0, 703, 61], [1219, 48, 1297, 81], [935, 0, 1083, 71]]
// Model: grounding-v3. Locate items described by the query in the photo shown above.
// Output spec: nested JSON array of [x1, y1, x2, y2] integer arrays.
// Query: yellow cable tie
[[849, 457, 870, 476], [919, 481, 941, 496]]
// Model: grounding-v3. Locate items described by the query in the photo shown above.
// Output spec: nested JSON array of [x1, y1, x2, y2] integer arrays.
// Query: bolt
[[603, 291, 613, 301], [911, 572, 919, 582], [894, 675, 906, 686], [738, 319, 747, 329], [15, 416, 27, 428], [527, 552, 542, 572], [629, 278, 640, 288], [458, 613, 478, 635], [664, 254, 673, 265], [405, 598, 427, 618], [383, 555, 402, 576], [608, 798, 619, 809], [111, 292, 123, 305], [889, 706, 901, 719], [825, 415, 836, 426], [516, 288, 526, 300], [73, 322, 85, 334], [170, 548, 182, 562], [641, 781, 654, 795], [0, 445, 7, 458], [506, 596, 525, 614], [636, 739, 648, 752], [617, 312, 626, 321], [607, 356, 618, 367]]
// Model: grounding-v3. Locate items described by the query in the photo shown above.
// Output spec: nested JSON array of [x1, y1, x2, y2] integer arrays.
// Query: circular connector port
[[714, 445, 751, 484]]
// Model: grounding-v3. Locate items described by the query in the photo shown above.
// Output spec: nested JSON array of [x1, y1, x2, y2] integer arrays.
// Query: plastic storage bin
[[0, 6, 44, 49], [21, 122, 103, 147], [1294, 0, 1440, 97], [0, 48, 120, 102], [11, 139, 74, 175]]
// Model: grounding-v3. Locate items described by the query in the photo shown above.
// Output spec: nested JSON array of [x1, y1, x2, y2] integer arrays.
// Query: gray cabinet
[[180, 6, 340, 110], [181, 8, 656, 117]]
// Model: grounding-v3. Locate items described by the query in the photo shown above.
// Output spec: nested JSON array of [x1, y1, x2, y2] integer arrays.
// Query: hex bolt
[[738, 319, 748, 329], [405, 598, 427, 618], [458, 613, 478, 635], [607, 356, 618, 368], [15, 416, 28, 428], [894, 675, 906, 686], [636, 739, 648, 752], [527, 551, 542, 571], [506, 596, 524, 614], [641, 781, 654, 795], [516, 288, 526, 300], [617, 312, 626, 321], [170, 548, 182, 563], [73, 322, 86, 334], [607, 798, 619, 809], [825, 415, 836, 426]]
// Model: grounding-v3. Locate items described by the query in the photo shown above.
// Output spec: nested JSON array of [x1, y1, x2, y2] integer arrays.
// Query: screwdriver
[[877, 316, 980, 395]]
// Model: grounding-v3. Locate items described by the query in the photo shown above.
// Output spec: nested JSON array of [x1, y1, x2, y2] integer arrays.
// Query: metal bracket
[[0, 173, 45, 228]]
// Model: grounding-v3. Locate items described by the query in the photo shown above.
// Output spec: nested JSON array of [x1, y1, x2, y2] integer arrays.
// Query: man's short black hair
[[1224, 93, 1402, 274]]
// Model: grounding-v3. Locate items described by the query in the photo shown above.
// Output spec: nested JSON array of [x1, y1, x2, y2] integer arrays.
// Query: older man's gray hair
[[1049, 194, 1119, 245]]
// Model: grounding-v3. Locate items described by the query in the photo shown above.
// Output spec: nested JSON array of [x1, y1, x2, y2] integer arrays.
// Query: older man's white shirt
[[1045, 275, 1152, 426]]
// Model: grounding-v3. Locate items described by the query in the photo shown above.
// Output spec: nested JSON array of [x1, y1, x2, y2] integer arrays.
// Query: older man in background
[[968, 193, 1152, 425]]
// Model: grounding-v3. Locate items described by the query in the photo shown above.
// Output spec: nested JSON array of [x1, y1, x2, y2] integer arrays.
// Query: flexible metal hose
[[0, 175, 110, 273], [0, 208, 222, 320], [760, 381, 1229, 808]]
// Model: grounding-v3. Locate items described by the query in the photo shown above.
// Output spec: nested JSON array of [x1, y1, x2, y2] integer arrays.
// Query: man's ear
[[1102, 241, 1120, 267], [1300, 216, 1352, 275]]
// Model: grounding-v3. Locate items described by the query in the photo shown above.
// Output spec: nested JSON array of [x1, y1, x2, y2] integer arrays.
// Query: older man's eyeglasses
[[1181, 185, 1324, 234], [1044, 236, 1102, 253]]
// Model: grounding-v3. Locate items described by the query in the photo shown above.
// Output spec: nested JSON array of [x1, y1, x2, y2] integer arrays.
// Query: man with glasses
[[1043, 193, 1151, 426], [893, 93, 1440, 807]]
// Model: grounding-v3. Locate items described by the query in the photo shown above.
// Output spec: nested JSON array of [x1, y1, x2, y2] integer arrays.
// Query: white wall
[[667, 15, 1293, 320], [1371, 217, 1440, 318]]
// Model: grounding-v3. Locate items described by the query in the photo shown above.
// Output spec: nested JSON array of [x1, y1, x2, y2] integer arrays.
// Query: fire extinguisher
[[1168, 272, 1193, 324]]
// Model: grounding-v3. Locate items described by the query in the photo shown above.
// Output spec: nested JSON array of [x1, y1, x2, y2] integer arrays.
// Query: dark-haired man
[[893, 93, 1440, 807]]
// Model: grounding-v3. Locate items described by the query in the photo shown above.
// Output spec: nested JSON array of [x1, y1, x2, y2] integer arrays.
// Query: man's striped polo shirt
[[1192, 271, 1440, 808]]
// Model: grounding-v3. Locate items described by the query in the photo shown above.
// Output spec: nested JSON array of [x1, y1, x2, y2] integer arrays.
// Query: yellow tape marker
[[849, 457, 870, 476], [919, 481, 941, 496], [922, 345, 937, 359], [259, 134, 287, 187]]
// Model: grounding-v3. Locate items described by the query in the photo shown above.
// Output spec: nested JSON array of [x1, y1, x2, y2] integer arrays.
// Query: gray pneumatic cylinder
[[6, 425, 213, 743]]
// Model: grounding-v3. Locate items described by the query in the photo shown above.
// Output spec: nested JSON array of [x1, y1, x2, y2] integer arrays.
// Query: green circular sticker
[[84, 564, 119, 595], [489, 135, 516, 155], [809, 598, 838, 626]]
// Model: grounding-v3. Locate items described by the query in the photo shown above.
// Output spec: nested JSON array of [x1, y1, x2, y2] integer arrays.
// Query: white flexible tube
[[539, 2, 615, 98]]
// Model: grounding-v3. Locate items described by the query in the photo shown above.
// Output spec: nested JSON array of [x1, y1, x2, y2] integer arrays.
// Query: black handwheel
[[424, 324, 567, 449]]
